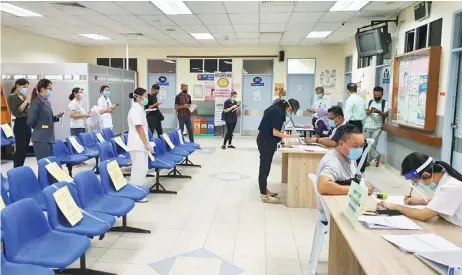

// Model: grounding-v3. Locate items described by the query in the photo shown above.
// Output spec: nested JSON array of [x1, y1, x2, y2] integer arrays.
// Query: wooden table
[[281, 149, 327, 208], [323, 195, 462, 275]]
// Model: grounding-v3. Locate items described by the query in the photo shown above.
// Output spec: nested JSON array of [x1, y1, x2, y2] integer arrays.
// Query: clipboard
[[114, 136, 128, 152]]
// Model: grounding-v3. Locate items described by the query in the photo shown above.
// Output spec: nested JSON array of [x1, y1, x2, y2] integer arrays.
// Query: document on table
[[358, 215, 422, 230], [188, 104, 197, 112], [414, 249, 462, 275], [375, 195, 426, 209], [382, 233, 460, 253]]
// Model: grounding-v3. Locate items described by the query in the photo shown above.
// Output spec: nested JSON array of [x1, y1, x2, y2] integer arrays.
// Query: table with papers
[[323, 195, 462, 275]]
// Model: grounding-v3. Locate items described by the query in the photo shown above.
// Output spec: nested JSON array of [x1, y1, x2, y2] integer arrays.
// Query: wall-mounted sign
[[197, 74, 214, 81], [250, 76, 264, 86], [157, 76, 169, 86], [382, 68, 390, 84]]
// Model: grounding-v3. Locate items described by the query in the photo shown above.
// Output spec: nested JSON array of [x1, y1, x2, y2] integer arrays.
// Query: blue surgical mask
[[286, 113, 292, 119], [328, 119, 336, 128], [142, 97, 148, 106], [45, 89, 52, 98], [316, 93, 323, 99], [104, 90, 111, 97], [20, 88, 27, 96], [419, 182, 437, 192], [341, 143, 363, 161]]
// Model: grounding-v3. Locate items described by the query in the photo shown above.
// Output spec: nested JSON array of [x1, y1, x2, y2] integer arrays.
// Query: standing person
[[257, 98, 300, 203], [27, 79, 64, 160], [127, 88, 152, 202], [222, 90, 239, 149], [98, 85, 117, 130], [68, 87, 91, 136], [308, 87, 329, 124], [7, 78, 32, 167], [344, 83, 366, 131], [363, 86, 388, 167], [175, 83, 194, 143], [145, 84, 163, 136]]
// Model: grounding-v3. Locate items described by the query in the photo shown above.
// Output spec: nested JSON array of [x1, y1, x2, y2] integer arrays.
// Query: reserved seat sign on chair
[[177, 129, 184, 145], [1, 124, 14, 138], [162, 133, 175, 149], [68, 136, 85, 154], [52, 185, 83, 226], [113, 136, 129, 152], [45, 162, 74, 183], [106, 160, 127, 191], [95, 132, 105, 142], [0, 194, 5, 211]]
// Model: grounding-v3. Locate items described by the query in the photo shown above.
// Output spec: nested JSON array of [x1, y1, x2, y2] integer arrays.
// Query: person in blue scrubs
[[257, 98, 300, 204], [222, 90, 239, 149]]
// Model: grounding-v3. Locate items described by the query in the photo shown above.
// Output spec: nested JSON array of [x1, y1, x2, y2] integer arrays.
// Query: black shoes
[[228, 145, 236, 149], [221, 145, 226, 149]]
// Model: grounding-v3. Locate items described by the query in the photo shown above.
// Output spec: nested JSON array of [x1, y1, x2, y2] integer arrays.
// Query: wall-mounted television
[[355, 28, 389, 58]]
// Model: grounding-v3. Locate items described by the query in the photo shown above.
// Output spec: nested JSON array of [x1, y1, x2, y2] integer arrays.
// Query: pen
[[408, 188, 413, 197]]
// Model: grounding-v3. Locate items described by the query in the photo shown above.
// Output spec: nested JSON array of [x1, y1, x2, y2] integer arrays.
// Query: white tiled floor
[[1, 136, 411, 275]]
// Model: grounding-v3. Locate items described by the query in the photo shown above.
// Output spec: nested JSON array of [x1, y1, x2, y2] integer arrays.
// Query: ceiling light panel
[[79, 34, 111, 40], [190, 33, 214, 40], [151, 1, 192, 15], [0, 3, 43, 17], [306, 31, 332, 38], [329, 1, 369, 12]]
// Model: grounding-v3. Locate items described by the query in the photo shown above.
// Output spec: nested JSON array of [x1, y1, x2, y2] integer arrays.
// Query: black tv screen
[[355, 28, 387, 58]]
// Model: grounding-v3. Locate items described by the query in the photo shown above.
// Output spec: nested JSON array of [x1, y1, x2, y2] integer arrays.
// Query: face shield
[[403, 157, 435, 202]]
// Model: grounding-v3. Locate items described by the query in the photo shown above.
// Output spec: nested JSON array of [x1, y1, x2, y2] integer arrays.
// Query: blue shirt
[[258, 104, 285, 142], [223, 98, 238, 123]]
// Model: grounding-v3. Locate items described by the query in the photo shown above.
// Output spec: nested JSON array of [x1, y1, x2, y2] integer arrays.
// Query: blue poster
[[250, 76, 264, 86], [157, 76, 169, 86], [382, 68, 390, 84], [197, 74, 214, 81]]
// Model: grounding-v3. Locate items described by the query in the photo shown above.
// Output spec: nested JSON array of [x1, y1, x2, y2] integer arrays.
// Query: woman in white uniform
[[98, 85, 117, 130], [127, 88, 153, 196], [68, 87, 91, 136], [379, 152, 462, 226]]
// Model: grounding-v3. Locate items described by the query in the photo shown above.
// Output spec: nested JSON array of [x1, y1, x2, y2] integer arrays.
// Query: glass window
[[357, 56, 372, 69], [405, 30, 415, 53], [218, 59, 232, 72], [242, 60, 274, 74], [190, 59, 203, 73], [111, 58, 125, 69], [287, 59, 315, 74], [148, 60, 176, 74], [97, 58, 110, 67], [429, 18, 442, 47], [416, 24, 428, 50], [204, 59, 218, 73], [128, 58, 137, 71]]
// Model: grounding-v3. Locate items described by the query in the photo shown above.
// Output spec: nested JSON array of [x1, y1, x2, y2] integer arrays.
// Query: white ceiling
[[1, 1, 413, 47]]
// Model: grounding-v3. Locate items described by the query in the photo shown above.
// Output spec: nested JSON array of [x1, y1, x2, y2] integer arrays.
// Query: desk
[[323, 195, 462, 275], [281, 149, 327, 208]]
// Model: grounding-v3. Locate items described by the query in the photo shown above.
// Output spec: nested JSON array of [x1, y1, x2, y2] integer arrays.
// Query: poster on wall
[[159, 87, 167, 101], [214, 72, 232, 125], [204, 82, 215, 101], [197, 74, 214, 81], [253, 87, 261, 101], [274, 83, 284, 97], [319, 69, 336, 94], [193, 84, 204, 99]]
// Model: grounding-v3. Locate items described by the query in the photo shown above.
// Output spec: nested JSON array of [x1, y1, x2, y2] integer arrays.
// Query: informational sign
[[250, 76, 264, 86], [106, 160, 127, 191], [53, 185, 83, 226], [320, 69, 337, 94], [382, 68, 390, 84], [197, 74, 214, 81], [344, 180, 367, 224], [157, 76, 169, 86], [45, 162, 74, 183], [162, 133, 175, 149], [114, 136, 128, 151], [214, 72, 232, 124], [69, 136, 84, 153], [204, 82, 215, 101], [253, 87, 261, 101], [159, 87, 167, 101], [96, 133, 105, 142], [193, 84, 204, 99]]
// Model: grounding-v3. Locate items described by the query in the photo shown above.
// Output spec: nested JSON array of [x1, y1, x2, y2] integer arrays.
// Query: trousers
[[257, 135, 277, 195], [178, 116, 194, 143], [363, 127, 382, 162], [33, 142, 53, 161], [70, 128, 85, 137], [348, 120, 363, 132], [148, 116, 163, 137], [223, 122, 236, 145], [129, 150, 148, 187], [13, 118, 31, 167]]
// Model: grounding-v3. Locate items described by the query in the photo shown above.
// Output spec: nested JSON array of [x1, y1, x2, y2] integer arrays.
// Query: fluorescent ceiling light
[[0, 3, 43, 17], [190, 33, 214, 40], [306, 31, 332, 38], [151, 1, 192, 15], [329, 1, 369, 11], [163, 60, 176, 64], [79, 34, 111, 40]]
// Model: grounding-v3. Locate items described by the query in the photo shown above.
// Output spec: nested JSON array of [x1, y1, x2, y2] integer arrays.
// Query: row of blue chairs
[[0, 127, 15, 148]]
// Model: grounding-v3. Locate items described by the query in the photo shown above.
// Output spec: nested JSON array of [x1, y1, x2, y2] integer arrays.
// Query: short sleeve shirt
[[427, 174, 462, 226], [175, 92, 192, 118], [364, 99, 388, 130], [329, 121, 348, 140], [68, 100, 86, 129], [146, 93, 160, 118], [127, 102, 149, 152], [258, 104, 285, 142]]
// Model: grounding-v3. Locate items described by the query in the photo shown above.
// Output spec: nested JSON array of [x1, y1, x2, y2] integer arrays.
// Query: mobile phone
[[376, 209, 402, 216]]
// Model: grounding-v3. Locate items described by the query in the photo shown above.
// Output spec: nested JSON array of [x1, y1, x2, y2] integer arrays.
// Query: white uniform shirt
[[312, 96, 329, 118], [98, 95, 113, 129], [127, 102, 149, 152], [344, 93, 366, 121], [68, 100, 86, 129], [427, 173, 462, 227]]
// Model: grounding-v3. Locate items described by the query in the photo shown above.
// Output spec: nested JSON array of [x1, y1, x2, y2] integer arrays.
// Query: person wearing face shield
[[257, 98, 300, 204], [222, 90, 239, 149], [378, 153, 462, 226]]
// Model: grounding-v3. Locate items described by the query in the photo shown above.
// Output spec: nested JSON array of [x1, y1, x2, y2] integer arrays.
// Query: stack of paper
[[414, 249, 462, 275], [382, 234, 460, 253], [358, 215, 422, 230], [375, 195, 426, 209]]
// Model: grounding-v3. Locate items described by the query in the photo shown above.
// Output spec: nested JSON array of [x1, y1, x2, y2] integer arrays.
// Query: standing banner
[[214, 72, 232, 125]]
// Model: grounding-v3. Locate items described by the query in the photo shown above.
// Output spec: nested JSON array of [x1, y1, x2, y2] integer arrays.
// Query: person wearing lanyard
[[222, 90, 239, 149], [7, 78, 32, 167], [68, 87, 91, 136], [257, 98, 300, 204], [379, 153, 462, 226], [98, 85, 117, 130], [27, 79, 64, 160], [344, 83, 366, 131], [307, 87, 329, 124], [127, 88, 153, 202], [145, 84, 164, 136]]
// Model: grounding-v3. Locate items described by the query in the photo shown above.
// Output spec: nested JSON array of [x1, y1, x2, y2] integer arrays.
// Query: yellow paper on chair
[[45, 162, 74, 183], [0, 196, 5, 211], [177, 129, 184, 145], [96, 133, 105, 142], [107, 160, 127, 191], [162, 133, 175, 149], [114, 136, 128, 152], [69, 136, 84, 153], [53, 185, 83, 226], [1, 124, 14, 138]]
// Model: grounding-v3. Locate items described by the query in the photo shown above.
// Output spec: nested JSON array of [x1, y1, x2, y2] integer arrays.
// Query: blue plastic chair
[[1, 176, 11, 206], [65, 136, 99, 172], [153, 138, 191, 180], [101, 128, 115, 141], [1, 199, 90, 271], [1, 253, 54, 275], [111, 137, 130, 160], [53, 140, 89, 176], [74, 171, 150, 234], [37, 157, 68, 189], [97, 141, 131, 168], [79, 133, 99, 151], [1, 127, 15, 145], [98, 160, 150, 199], [7, 166, 46, 210], [173, 128, 200, 149], [168, 131, 196, 153], [1, 134, 11, 147], [42, 182, 116, 237], [1, 173, 9, 193], [160, 134, 190, 157]]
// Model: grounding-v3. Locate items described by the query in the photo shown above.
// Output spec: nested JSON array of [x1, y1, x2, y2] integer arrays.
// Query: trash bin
[[200, 119, 207, 134], [207, 119, 214, 135], [194, 119, 201, 134]]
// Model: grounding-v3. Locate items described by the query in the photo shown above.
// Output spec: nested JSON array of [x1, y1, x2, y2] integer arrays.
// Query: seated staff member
[[344, 83, 366, 131], [305, 106, 347, 147], [257, 98, 300, 204], [222, 90, 239, 149], [68, 87, 91, 136], [379, 153, 462, 226]]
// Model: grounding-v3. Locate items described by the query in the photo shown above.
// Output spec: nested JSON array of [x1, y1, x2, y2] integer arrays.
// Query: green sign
[[345, 180, 367, 224]]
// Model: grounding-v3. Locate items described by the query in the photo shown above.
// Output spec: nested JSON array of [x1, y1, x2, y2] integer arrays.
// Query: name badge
[[42, 125, 49, 129]]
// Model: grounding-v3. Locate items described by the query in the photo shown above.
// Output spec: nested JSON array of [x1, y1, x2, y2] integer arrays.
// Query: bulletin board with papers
[[391, 47, 441, 131]]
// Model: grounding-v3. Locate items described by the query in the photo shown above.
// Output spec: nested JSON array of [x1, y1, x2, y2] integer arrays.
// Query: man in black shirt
[[145, 84, 163, 136]]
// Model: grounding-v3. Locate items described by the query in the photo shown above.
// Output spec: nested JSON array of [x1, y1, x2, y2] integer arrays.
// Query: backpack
[[368, 99, 386, 123]]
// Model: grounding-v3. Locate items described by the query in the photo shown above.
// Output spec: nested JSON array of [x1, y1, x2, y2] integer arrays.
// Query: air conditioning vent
[[260, 32, 284, 35], [51, 2, 86, 9]]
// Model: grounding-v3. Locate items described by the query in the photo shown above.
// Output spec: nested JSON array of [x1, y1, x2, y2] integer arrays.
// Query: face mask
[[341, 143, 363, 160], [19, 87, 27, 96], [232, 97, 237, 101], [142, 97, 148, 106], [316, 93, 323, 99], [374, 96, 382, 101], [104, 90, 111, 97], [45, 89, 52, 98], [286, 113, 292, 119], [76, 93, 82, 100], [328, 119, 336, 128], [182, 90, 188, 93], [280, 96, 286, 100]]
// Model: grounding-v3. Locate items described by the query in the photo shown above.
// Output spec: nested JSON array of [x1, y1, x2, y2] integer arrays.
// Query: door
[[286, 74, 314, 125], [451, 53, 462, 171], [375, 65, 391, 161], [241, 74, 273, 136], [148, 73, 177, 131]]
